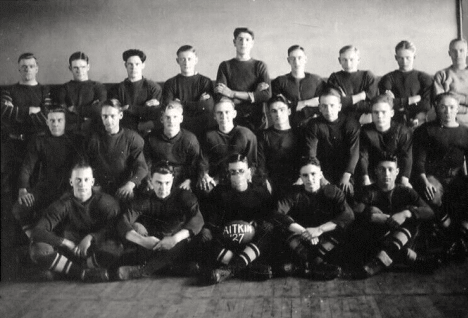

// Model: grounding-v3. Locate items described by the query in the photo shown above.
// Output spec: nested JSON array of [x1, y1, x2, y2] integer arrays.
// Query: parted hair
[[69, 51, 89, 65], [288, 45, 305, 56], [123, 49, 146, 63], [234, 27, 254, 39], [18, 53, 37, 63]]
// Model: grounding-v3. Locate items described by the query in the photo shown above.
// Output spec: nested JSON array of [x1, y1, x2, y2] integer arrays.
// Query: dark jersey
[[117, 188, 203, 238]]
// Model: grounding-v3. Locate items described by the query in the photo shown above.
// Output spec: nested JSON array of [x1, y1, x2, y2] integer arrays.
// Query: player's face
[[338, 50, 360, 72], [395, 49, 415, 72], [18, 58, 38, 82], [287, 49, 307, 72], [70, 167, 95, 202], [125, 56, 145, 79], [228, 161, 250, 191], [177, 51, 198, 75], [300, 164, 322, 193], [233, 32, 254, 56], [375, 161, 399, 190], [449, 41, 468, 66], [437, 96, 459, 126], [151, 172, 174, 199], [319, 95, 342, 122], [101, 106, 123, 134], [161, 108, 183, 132], [214, 102, 236, 127], [69, 59, 90, 81], [371, 102, 394, 130], [47, 112, 66, 137], [269, 101, 291, 126]]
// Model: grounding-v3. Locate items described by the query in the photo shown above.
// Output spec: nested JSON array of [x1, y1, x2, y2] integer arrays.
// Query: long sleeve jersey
[[274, 184, 354, 230], [359, 121, 413, 179], [1, 83, 51, 135], [162, 73, 214, 117], [378, 69, 433, 123], [204, 183, 273, 228], [18, 132, 85, 192], [57, 80, 107, 124], [31, 191, 120, 246], [327, 70, 378, 119], [87, 127, 148, 194], [117, 188, 203, 238], [199, 125, 257, 178], [272, 72, 325, 126], [413, 121, 468, 178], [216, 58, 271, 120], [303, 113, 360, 182], [109, 78, 162, 130], [354, 184, 434, 221], [257, 127, 300, 187], [144, 128, 200, 186]]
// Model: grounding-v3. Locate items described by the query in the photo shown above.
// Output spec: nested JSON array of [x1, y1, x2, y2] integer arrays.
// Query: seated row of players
[[7, 86, 468, 284]]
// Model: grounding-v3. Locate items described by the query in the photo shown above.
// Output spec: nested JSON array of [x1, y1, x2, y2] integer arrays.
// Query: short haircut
[[299, 156, 321, 171], [288, 45, 305, 56], [47, 104, 67, 116], [434, 92, 460, 105], [227, 153, 248, 165], [18, 53, 37, 63], [319, 84, 342, 100], [101, 99, 123, 112], [339, 45, 359, 56], [376, 153, 398, 167], [70, 160, 94, 177], [69, 51, 89, 65], [151, 160, 175, 176], [233, 27, 254, 40], [371, 94, 394, 110], [268, 94, 291, 108], [214, 97, 236, 112], [449, 38, 468, 49], [164, 100, 184, 114], [395, 40, 416, 53], [176, 45, 196, 56], [122, 49, 146, 63]]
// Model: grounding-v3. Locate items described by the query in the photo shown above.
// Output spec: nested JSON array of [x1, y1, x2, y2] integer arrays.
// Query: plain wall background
[[0, 0, 459, 85]]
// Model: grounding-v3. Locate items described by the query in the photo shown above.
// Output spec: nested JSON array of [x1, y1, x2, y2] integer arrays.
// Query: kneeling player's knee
[[30, 242, 55, 264]]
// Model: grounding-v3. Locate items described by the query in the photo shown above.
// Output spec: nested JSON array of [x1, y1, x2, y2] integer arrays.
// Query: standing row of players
[[1, 27, 467, 283]]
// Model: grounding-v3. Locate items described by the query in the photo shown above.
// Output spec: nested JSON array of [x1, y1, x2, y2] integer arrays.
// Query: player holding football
[[200, 154, 274, 284]]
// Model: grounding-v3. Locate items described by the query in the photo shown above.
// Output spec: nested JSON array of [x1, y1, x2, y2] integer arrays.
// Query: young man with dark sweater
[[87, 99, 148, 201], [116, 161, 204, 280], [1, 53, 51, 205], [144, 101, 200, 191], [198, 98, 257, 193], [328, 45, 378, 124], [57, 52, 107, 135], [163, 45, 215, 138], [413, 92, 468, 261], [359, 95, 413, 188], [109, 49, 162, 134], [378, 41, 433, 128], [12, 107, 84, 239], [272, 45, 325, 128], [215, 27, 271, 132], [29, 162, 122, 282], [433, 38, 468, 127], [303, 86, 360, 199], [258, 95, 300, 197]]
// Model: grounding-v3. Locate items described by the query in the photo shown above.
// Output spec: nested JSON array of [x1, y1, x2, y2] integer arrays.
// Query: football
[[222, 220, 256, 247]]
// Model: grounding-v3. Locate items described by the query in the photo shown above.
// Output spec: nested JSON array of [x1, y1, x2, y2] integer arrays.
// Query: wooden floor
[[1, 261, 467, 318]]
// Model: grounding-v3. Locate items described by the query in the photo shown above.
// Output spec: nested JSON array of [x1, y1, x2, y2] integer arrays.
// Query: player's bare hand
[[116, 182, 135, 200], [179, 179, 192, 191], [423, 180, 437, 201], [142, 236, 160, 250], [122, 104, 130, 111], [68, 105, 77, 113], [391, 210, 411, 225], [145, 99, 160, 107], [154, 236, 177, 251], [385, 90, 395, 99], [255, 82, 269, 92], [408, 95, 421, 105], [29, 106, 41, 115], [199, 93, 211, 101], [198, 174, 217, 192], [215, 83, 233, 98], [339, 173, 353, 196], [76, 235, 93, 258], [18, 188, 35, 207]]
